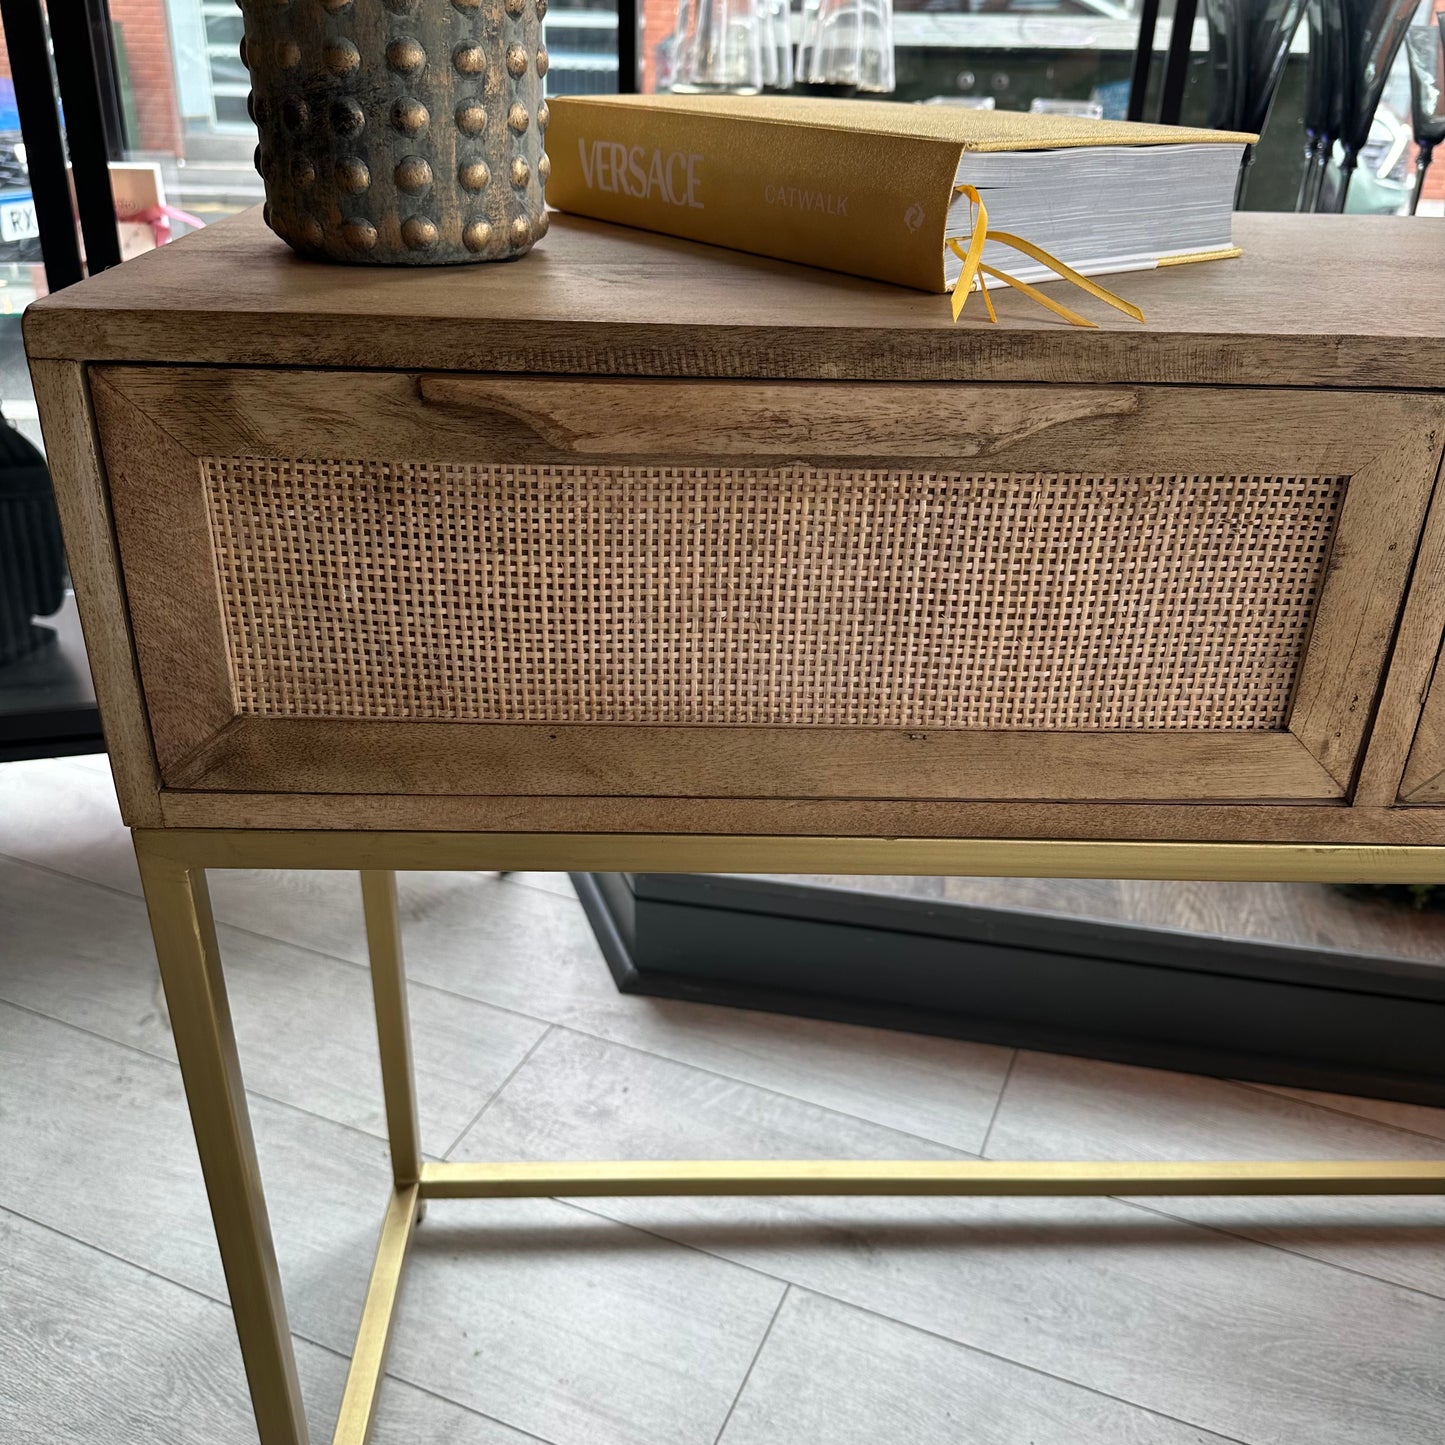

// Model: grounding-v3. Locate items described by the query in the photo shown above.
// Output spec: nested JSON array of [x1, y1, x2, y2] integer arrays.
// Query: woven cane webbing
[[204, 460, 1344, 730]]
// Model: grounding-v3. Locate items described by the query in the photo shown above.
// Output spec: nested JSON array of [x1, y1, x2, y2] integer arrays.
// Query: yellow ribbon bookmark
[[946, 184, 1146, 328]]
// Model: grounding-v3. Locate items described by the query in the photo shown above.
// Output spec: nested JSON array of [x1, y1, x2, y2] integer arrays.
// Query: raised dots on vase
[[241, 0, 546, 262]]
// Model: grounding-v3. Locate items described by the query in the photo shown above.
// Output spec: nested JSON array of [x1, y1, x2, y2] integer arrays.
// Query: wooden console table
[[24, 208, 1445, 1445]]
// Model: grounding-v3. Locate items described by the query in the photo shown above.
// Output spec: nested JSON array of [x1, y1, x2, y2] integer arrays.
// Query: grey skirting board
[[571, 872, 1445, 1107]]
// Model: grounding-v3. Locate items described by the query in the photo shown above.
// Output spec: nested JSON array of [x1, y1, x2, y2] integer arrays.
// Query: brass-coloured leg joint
[[331, 1185, 421, 1445]]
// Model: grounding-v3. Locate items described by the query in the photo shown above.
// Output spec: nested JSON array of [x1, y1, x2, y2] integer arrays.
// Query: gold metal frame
[[133, 829, 1445, 1445]]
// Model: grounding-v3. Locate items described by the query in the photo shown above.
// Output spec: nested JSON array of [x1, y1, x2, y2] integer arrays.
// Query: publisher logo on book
[[903, 203, 926, 233]]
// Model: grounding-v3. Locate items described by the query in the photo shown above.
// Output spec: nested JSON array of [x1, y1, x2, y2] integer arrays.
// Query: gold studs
[[275, 38, 301, 68], [331, 97, 365, 136], [291, 154, 316, 188], [281, 96, 309, 132], [253, 143, 267, 176], [538, 151, 551, 183], [300, 216, 325, 250], [511, 157, 530, 187], [335, 157, 371, 194], [453, 43, 486, 75], [505, 0, 525, 15], [321, 0, 353, 10], [238, 35, 248, 69], [456, 100, 488, 135], [534, 209, 550, 237], [386, 37, 426, 74], [340, 218, 378, 251], [463, 218, 493, 252], [392, 97, 429, 135], [536, 47, 549, 76], [536, 0, 548, 15], [458, 159, 491, 191], [537, 100, 549, 131], [507, 103, 529, 133], [401, 216, 439, 250], [510, 214, 532, 247], [394, 155, 433, 194], [451, 0, 483, 8], [246, 91, 260, 124], [323, 38, 361, 76]]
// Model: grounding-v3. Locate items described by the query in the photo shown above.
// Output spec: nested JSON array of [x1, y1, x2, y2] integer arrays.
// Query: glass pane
[[202, 12, 245, 49], [0, 31, 99, 755], [545, 0, 623, 95]]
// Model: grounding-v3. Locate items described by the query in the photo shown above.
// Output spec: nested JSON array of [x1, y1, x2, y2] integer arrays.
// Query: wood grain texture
[[1288, 429, 1445, 787], [24, 211, 1445, 391], [90, 373, 236, 775], [97, 366, 1404, 475], [26, 359, 162, 826], [1353, 446, 1445, 805], [165, 718, 1345, 803], [95, 367, 1430, 823], [1400, 683, 1445, 800], [153, 791, 1445, 844]]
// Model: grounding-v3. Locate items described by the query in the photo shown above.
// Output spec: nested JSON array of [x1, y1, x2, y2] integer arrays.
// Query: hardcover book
[[545, 94, 1254, 294]]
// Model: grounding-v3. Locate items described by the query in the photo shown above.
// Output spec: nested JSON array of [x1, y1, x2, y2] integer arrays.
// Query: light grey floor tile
[[0, 756, 140, 893], [459, 1029, 1445, 1445], [545, 996, 1013, 1156], [500, 871, 579, 899], [0, 759, 1013, 1149], [452, 1027, 966, 1166], [0, 1209, 531, 1445], [0, 855, 548, 1156], [0, 998, 392, 1337], [985, 1050, 1445, 1295], [1241, 1081, 1445, 1143], [400, 1198, 783, 1445], [58, 750, 114, 775], [0, 758, 556, 968], [720, 1289, 1239, 1445], [396, 882, 1013, 1152], [0, 1004, 782, 1445]]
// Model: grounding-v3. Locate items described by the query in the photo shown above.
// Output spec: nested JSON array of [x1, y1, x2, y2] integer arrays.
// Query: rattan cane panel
[[203, 460, 1344, 730]]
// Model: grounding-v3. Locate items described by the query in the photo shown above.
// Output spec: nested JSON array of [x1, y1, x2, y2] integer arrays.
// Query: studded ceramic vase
[[240, 0, 550, 265]]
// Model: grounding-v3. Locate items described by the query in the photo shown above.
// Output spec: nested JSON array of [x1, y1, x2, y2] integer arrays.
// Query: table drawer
[[92, 367, 1445, 809]]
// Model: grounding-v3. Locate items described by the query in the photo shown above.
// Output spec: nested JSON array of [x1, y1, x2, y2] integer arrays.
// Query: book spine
[[545, 101, 962, 293]]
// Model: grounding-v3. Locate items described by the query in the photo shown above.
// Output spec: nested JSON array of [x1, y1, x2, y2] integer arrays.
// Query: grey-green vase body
[[240, 0, 550, 265]]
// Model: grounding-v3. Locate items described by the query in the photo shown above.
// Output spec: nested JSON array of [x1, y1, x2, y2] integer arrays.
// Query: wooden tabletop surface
[[23, 206, 1445, 388]]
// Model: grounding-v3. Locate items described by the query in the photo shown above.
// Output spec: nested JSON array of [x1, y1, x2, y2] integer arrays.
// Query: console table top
[[23, 208, 1445, 389]]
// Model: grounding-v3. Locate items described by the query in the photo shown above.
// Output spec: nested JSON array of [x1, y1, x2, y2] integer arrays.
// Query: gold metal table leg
[[330, 1184, 420, 1445], [130, 829, 1445, 1445], [136, 842, 311, 1445], [360, 871, 421, 1190]]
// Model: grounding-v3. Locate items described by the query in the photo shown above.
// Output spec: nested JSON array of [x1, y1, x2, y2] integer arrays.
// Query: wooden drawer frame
[[83, 365, 1445, 833]]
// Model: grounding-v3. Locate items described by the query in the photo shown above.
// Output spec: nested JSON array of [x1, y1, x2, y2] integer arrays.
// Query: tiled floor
[[2, 754, 1444, 1445]]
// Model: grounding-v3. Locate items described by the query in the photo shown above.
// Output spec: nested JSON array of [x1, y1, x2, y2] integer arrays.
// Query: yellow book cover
[[545, 94, 1254, 293]]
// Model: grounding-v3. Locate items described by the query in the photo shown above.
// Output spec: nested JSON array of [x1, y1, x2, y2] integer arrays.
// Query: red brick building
[[0, 0, 182, 154]]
